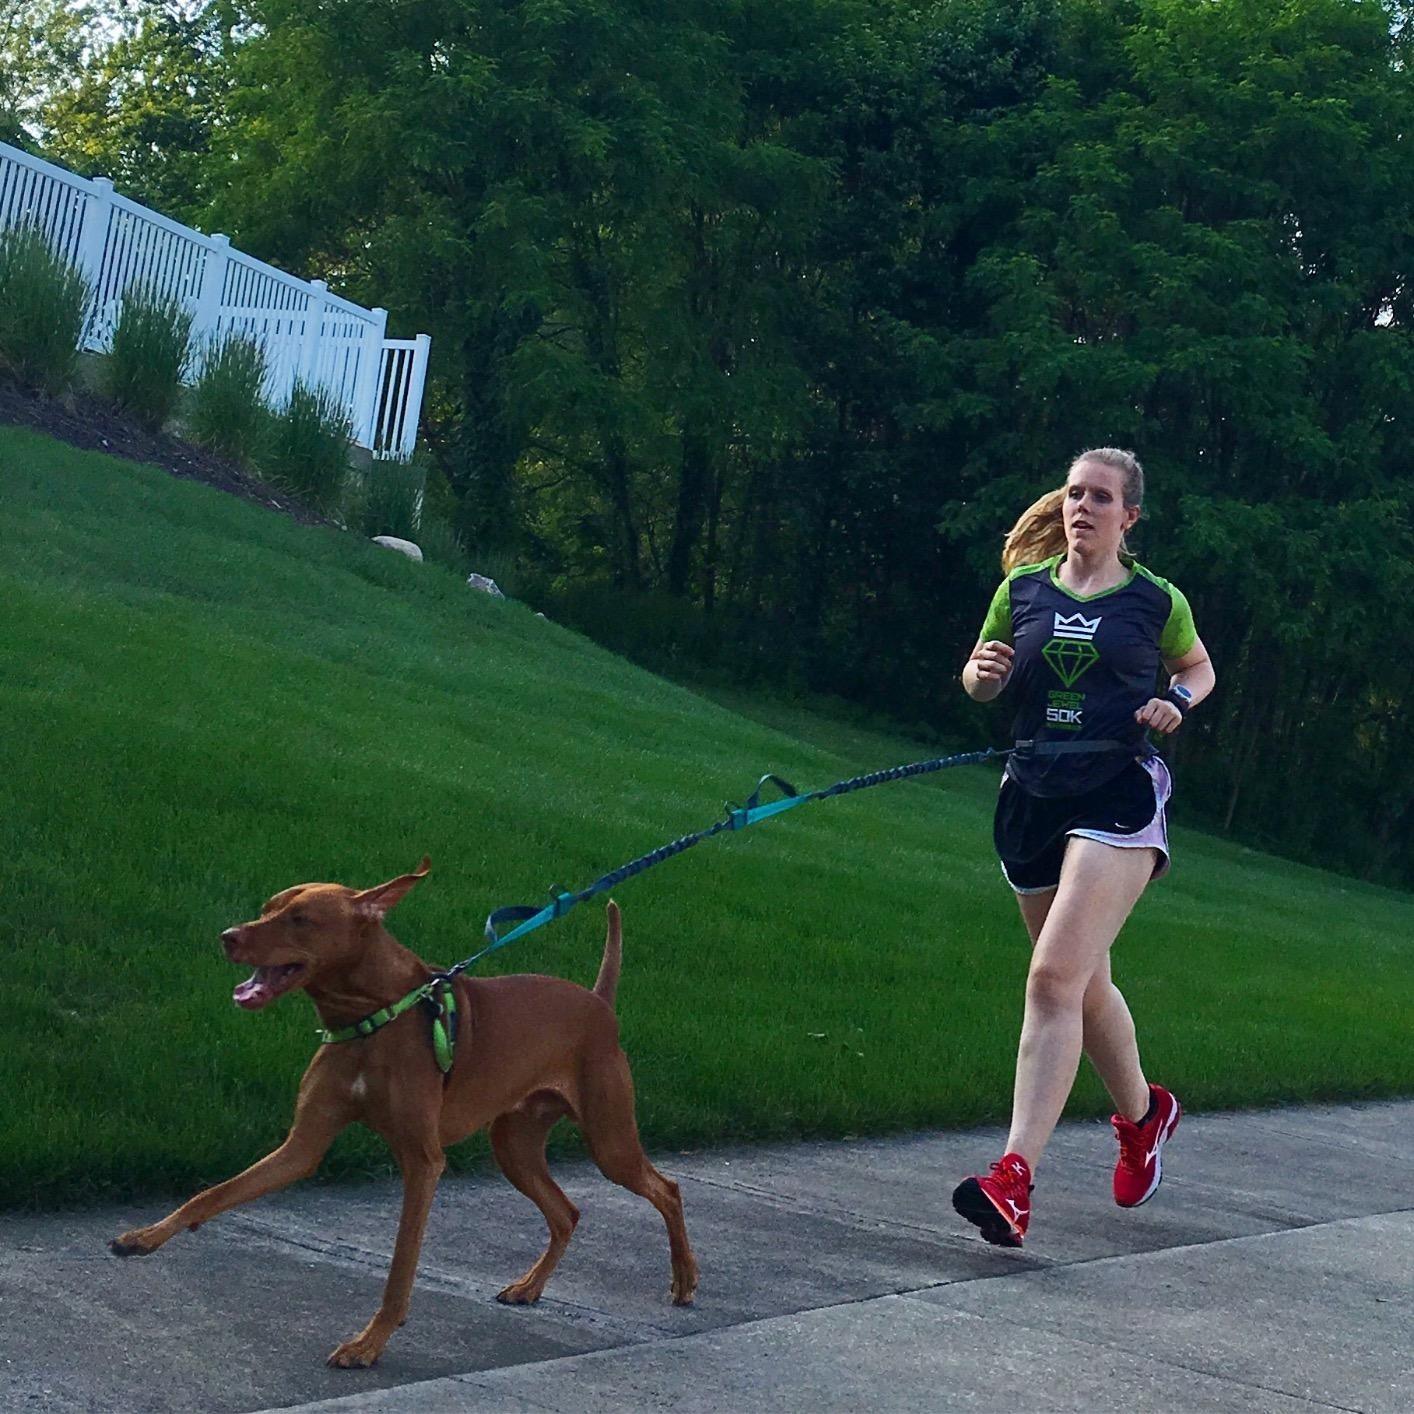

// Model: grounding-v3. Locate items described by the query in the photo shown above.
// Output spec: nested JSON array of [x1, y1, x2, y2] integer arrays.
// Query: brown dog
[[111, 858, 697, 1367]]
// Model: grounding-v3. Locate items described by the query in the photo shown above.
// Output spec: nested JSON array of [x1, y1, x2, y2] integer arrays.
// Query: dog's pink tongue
[[233, 970, 274, 1010]]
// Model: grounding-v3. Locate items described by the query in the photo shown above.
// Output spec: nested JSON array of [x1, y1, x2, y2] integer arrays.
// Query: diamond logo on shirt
[[1043, 637, 1100, 687]]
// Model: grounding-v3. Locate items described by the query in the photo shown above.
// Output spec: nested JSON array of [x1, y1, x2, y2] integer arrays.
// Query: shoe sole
[[1119, 1095, 1182, 1209], [952, 1177, 1025, 1247]]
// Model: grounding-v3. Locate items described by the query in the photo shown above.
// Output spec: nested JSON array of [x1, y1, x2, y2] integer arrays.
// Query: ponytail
[[1001, 488, 1067, 573]]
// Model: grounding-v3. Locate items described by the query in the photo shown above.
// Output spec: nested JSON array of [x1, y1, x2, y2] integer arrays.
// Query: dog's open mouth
[[233, 963, 306, 1010]]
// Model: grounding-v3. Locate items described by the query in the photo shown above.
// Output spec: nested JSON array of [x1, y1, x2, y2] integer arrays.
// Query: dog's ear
[[353, 857, 431, 920]]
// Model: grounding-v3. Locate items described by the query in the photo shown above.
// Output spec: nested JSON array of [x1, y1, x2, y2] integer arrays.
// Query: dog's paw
[[110, 1228, 161, 1257], [670, 1264, 699, 1306], [327, 1335, 384, 1369], [495, 1279, 544, 1305]]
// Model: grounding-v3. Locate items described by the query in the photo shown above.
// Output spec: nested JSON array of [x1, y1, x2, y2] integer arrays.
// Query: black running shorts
[[994, 757, 1171, 893]]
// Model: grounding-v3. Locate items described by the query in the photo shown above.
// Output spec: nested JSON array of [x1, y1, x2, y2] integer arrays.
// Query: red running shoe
[[1112, 1083, 1182, 1208], [952, 1152, 1032, 1247]]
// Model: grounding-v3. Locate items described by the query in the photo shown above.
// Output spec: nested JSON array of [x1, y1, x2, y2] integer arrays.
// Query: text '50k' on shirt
[[978, 555, 1197, 798]]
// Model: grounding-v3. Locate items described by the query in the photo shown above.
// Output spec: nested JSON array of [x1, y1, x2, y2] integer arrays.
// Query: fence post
[[300, 278, 327, 392], [351, 306, 388, 450], [74, 176, 114, 348], [399, 333, 432, 458], [192, 233, 230, 361]]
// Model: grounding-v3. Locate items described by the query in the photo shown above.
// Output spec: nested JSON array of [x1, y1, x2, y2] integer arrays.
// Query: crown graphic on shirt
[[1052, 611, 1102, 641]]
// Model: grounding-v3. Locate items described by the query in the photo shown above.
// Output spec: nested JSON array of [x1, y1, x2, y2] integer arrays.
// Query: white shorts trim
[[1067, 756, 1172, 882]]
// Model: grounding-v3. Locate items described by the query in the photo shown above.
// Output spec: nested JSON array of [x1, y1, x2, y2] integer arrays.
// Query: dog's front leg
[[111, 1127, 339, 1256], [327, 1135, 445, 1368], [112, 1069, 350, 1257]]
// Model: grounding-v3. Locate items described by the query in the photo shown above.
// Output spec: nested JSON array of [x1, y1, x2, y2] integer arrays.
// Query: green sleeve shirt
[[975, 556, 1197, 797]]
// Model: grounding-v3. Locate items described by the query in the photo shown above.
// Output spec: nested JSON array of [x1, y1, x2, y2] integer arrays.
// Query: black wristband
[[1164, 684, 1193, 716]]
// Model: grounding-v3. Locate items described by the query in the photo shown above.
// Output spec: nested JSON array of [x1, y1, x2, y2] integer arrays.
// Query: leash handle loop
[[736, 773, 814, 828], [743, 773, 800, 810]]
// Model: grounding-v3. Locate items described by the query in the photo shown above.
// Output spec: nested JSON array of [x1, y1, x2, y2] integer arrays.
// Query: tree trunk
[[668, 424, 710, 598]]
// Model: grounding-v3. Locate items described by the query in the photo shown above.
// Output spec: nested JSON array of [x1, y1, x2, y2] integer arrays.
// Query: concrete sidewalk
[[2, 1101, 1408, 1414]]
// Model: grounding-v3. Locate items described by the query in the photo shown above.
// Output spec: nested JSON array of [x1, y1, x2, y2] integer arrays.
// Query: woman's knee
[[1025, 960, 1089, 1017]]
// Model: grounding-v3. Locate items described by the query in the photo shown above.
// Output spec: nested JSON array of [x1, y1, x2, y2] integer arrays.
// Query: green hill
[[3, 423, 1411, 1208]]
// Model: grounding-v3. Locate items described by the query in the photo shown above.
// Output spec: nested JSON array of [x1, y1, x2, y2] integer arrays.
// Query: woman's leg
[[1004, 838, 1157, 1169], [1078, 953, 1150, 1123], [1015, 892, 1151, 1125]]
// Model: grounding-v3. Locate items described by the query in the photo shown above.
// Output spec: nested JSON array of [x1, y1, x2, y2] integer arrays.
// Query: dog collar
[[317, 977, 458, 1075]]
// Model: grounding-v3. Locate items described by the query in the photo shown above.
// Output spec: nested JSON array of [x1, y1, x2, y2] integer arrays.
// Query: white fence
[[0, 141, 430, 458]]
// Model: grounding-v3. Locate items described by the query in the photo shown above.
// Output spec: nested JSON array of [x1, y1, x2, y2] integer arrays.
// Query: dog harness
[[317, 977, 459, 1075]]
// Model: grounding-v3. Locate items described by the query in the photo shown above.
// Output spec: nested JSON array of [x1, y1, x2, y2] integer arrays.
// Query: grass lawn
[[3, 423, 1412, 1209]]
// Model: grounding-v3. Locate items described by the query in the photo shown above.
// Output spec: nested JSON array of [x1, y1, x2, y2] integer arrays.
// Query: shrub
[[415, 514, 471, 573], [344, 455, 424, 540], [102, 285, 193, 431], [186, 329, 270, 461], [261, 378, 352, 511], [0, 225, 90, 394]]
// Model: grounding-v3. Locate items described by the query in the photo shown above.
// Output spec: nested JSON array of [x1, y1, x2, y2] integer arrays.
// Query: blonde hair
[[1000, 447, 1145, 573]]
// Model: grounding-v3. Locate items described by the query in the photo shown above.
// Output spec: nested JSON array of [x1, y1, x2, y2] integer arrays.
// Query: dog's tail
[[594, 900, 622, 1008]]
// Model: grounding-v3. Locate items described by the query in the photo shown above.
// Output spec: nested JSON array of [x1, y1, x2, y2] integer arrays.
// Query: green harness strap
[[317, 978, 459, 1076]]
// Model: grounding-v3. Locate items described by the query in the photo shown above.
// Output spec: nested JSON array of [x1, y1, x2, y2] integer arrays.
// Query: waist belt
[[1011, 739, 1130, 758]]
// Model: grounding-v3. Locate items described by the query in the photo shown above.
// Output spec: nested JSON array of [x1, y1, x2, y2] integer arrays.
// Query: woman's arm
[[1165, 636, 1216, 706], [1135, 636, 1215, 735], [962, 639, 1015, 702]]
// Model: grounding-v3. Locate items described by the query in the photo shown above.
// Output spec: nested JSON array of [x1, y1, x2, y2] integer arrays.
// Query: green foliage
[[186, 328, 270, 461], [44, 0, 1414, 883], [0, 0, 96, 148], [101, 284, 194, 431], [413, 463, 472, 571], [0, 224, 89, 394], [261, 377, 352, 512], [4, 424, 1413, 1205], [17, 1, 228, 220], [414, 513, 470, 574], [344, 455, 423, 540]]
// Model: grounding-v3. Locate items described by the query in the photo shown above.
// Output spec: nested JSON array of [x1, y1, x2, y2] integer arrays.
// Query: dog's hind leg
[[578, 1051, 698, 1305], [490, 1093, 579, 1304]]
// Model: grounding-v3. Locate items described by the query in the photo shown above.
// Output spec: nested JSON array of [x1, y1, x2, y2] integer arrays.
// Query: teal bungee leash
[[316, 736, 1125, 1069], [473, 736, 1126, 963]]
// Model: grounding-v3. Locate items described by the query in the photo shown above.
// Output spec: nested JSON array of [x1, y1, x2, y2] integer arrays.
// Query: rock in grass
[[372, 535, 423, 562], [466, 572, 505, 598]]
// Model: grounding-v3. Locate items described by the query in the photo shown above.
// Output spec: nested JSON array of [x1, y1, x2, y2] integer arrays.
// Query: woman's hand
[[964, 640, 1014, 701], [1135, 697, 1184, 734]]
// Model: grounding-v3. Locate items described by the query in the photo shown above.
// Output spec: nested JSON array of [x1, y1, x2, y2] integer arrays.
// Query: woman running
[[952, 447, 1215, 1247]]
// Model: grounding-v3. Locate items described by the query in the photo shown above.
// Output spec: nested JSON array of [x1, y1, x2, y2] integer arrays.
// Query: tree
[[0, 0, 96, 149], [39, 2, 235, 221], [71, 0, 1414, 882]]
